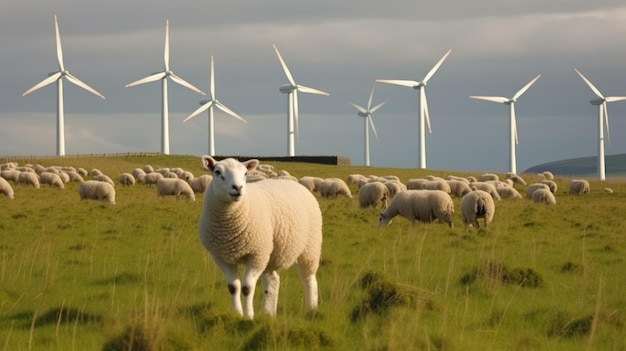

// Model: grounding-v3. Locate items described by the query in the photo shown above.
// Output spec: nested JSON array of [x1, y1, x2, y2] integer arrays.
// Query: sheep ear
[[243, 159, 259, 171], [202, 156, 217, 172]]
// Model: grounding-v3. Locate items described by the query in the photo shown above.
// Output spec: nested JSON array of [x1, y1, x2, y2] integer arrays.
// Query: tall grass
[[1, 155, 625, 350]]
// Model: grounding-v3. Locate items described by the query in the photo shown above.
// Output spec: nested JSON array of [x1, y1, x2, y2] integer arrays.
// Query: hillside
[[523, 153, 626, 177]]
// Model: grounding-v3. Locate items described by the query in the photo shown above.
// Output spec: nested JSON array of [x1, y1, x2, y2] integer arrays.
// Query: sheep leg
[[211, 256, 243, 317], [241, 266, 264, 319], [297, 264, 319, 311], [261, 271, 280, 316]]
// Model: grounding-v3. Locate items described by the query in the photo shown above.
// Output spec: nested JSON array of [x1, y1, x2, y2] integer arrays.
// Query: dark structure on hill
[[211, 155, 351, 166], [524, 154, 626, 177]]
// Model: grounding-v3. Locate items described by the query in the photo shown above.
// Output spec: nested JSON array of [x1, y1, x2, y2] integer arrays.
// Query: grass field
[[1, 155, 625, 350]]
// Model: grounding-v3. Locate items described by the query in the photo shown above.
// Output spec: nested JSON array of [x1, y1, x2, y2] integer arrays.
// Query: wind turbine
[[469, 74, 541, 175], [125, 19, 205, 155], [273, 44, 329, 157], [183, 55, 247, 156], [575, 68, 626, 180], [22, 15, 105, 157], [348, 85, 387, 166], [376, 49, 452, 169]]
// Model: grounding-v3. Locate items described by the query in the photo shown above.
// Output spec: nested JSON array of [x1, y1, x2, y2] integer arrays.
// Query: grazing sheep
[[358, 182, 389, 209], [163, 171, 179, 179], [0, 177, 14, 199], [378, 190, 454, 228], [569, 179, 590, 195], [118, 173, 136, 186], [198, 156, 322, 319], [531, 188, 556, 205], [446, 179, 472, 197], [460, 189, 495, 230], [179, 171, 195, 182], [495, 186, 523, 200], [541, 180, 557, 193], [143, 165, 154, 174], [505, 173, 527, 186], [156, 178, 195, 201], [89, 168, 103, 177], [298, 176, 323, 192], [132, 168, 146, 179], [468, 182, 501, 201], [77, 168, 88, 177], [92, 174, 115, 187], [79, 180, 116, 204], [526, 183, 550, 199], [384, 180, 407, 199], [39, 172, 65, 189], [57, 172, 70, 184], [448, 175, 470, 184], [189, 174, 212, 193], [318, 178, 353, 198], [539, 171, 555, 180], [407, 179, 451, 193], [17, 172, 40, 188], [1, 169, 20, 183], [64, 171, 84, 183], [480, 173, 499, 182], [144, 172, 163, 186]]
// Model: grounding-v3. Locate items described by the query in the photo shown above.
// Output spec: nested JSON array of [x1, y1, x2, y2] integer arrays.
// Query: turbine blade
[[22, 72, 62, 96], [297, 85, 329, 96], [603, 102, 611, 146], [273, 44, 296, 86], [368, 116, 379, 142], [605, 96, 626, 103], [575, 68, 605, 99], [164, 19, 170, 71], [183, 100, 213, 122], [209, 55, 215, 100], [512, 105, 518, 144], [469, 96, 509, 104], [375, 79, 419, 88], [54, 15, 65, 72], [423, 48, 452, 83], [423, 93, 432, 134], [367, 84, 375, 110], [215, 101, 247, 123], [370, 100, 388, 113], [65, 73, 106, 99], [170, 73, 206, 95], [513, 74, 541, 100], [125, 72, 166, 87], [348, 101, 367, 114], [294, 90, 299, 140]]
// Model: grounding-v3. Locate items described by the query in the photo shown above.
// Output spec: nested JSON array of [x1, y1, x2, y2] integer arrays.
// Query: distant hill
[[523, 154, 626, 177]]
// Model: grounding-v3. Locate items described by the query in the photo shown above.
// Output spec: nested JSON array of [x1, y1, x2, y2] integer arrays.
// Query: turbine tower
[[273, 44, 329, 157], [183, 55, 247, 156], [125, 19, 205, 155], [470, 74, 541, 175], [575, 68, 626, 181], [376, 49, 451, 169], [22, 15, 105, 156], [348, 85, 387, 166]]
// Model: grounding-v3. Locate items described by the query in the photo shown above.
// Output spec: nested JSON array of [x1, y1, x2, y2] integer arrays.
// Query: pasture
[[0, 155, 625, 350]]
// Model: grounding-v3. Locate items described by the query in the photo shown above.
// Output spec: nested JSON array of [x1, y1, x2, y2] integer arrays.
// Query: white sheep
[[143, 165, 154, 173], [531, 188, 556, 205], [468, 181, 501, 201], [446, 179, 472, 197], [156, 178, 195, 201], [358, 182, 389, 209], [89, 168, 103, 177], [378, 190, 454, 228], [569, 179, 590, 195], [144, 172, 163, 186], [505, 173, 527, 186], [39, 172, 65, 189], [298, 176, 323, 192], [188, 174, 212, 193], [17, 172, 40, 188], [118, 173, 136, 186], [407, 178, 451, 193], [92, 174, 115, 187], [132, 168, 146, 179], [384, 180, 407, 199], [0, 177, 14, 199], [318, 178, 353, 198], [541, 180, 557, 193], [347, 174, 366, 185], [65, 171, 84, 183], [526, 183, 550, 199], [1, 169, 20, 183], [539, 171, 555, 180], [198, 156, 322, 319], [461, 189, 495, 230], [79, 180, 116, 204], [480, 173, 499, 182], [495, 186, 522, 200]]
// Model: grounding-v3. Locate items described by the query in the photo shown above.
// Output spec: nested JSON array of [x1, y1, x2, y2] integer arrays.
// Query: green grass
[[1, 155, 625, 350]]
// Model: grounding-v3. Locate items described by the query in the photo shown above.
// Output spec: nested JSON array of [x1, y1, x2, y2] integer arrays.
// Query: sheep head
[[202, 156, 259, 202]]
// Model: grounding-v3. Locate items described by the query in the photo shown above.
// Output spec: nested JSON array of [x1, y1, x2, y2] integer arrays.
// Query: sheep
[[79, 180, 116, 204], [569, 179, 590, 195], [539, 171, 555, 180], [188, 174, 212, 193], [1, 169, 20, 183], [446, 179, 472, 197], [198, 156, 322, 319], [65, 171, 84, 183], [39, 172, 65, 189], [17, 172, 40, 188], [118, 173, 136, 186], [132, 168, 146, 179], [57, 172, 70, 184], [318, 178, 353, 198], [526, 183, 550, 199], [384, 180, 407, 199], [480, 173, 499, 182], [179, 170, 195, 182], [460, 189, 495, 230], [298, 176, 323, 192], [495, 186, 523, 200], [448, 175, 470, 184], [143, 165, 154, 173], [531, 188, 556, 205], [0, 177, 14, 199], [92, 174, 115, 187], [358, 182, 389, 209], [347, 174, 366, 185], [77, 168, 88, 177], [378, 190, 454, 228], [505, 173, 527, 186], [407, 178, 451, 193], [541, 180, 557, 193], [156, 178, 196, 201], [89, 168, 103, 177], [468, 182, 501, 201], [144, 172, 163, 186]]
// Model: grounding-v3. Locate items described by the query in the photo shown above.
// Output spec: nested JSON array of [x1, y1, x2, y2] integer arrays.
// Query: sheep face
[[202, 156, 259, 202], [378, 212, 392, 227]]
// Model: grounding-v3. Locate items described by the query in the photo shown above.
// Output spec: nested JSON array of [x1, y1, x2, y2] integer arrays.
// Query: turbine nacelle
[[590, 97, 605, 106], [279, 84, 296, 93]]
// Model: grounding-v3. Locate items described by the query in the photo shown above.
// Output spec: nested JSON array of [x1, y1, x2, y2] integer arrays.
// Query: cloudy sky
[[2, 0, 626, 173]]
